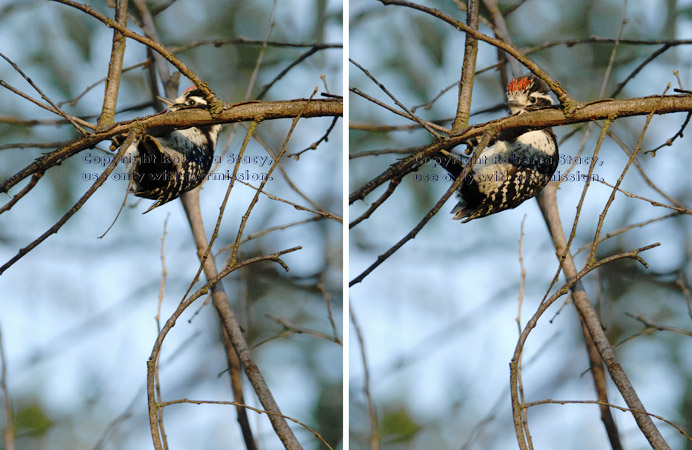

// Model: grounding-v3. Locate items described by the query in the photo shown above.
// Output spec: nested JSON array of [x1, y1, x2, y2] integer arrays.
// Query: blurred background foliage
[[350, 0, 692, 449], [0, 1, 342, 449]]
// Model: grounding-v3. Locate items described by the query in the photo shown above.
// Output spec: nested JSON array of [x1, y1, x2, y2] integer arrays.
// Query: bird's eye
[[529, 96, 537, 104], [185, 99, 196, 106]]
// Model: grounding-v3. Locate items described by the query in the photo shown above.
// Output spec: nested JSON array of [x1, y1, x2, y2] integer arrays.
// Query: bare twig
[[350, 305, 379, 450], [229, 89, 319, 266], [350, 177, 402, 228], [0, 52, 89, 134], [0, 172, 43, 215], [626, 313, 692, 337], [159, 398, 332, 450], [595, 180, 692, 215], [154, 215, 170, 450], [317, 281, 341, 345], [0, 132, 135, 275], [589, 93, 658, 266], [524, 399, 689, 441], [289, 116, 340, 159], [233, 178, 343, 223], [351, 59, 445, 138], [350, 133, 493, 286], [257, 47, 320, 100], [146, 244, 304, 450], [0, 327, 14, 450]]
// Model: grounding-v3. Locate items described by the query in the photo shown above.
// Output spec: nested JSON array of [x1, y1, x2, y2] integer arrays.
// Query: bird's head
[[159, 86, 210, 111], [506, 75, 554, 114]]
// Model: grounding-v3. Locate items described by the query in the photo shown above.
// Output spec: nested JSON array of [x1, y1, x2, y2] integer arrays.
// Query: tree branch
[[350, 94, 692, 205], [97, 0, 128, 129], [0, 98, 342, 196], [535, 183, 670, 449], [452, 0, 479, 131]]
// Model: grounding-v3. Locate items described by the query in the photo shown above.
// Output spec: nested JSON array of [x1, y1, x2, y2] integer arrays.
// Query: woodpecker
[[443, 74, 558, 222], [118, 87, 221, 213]]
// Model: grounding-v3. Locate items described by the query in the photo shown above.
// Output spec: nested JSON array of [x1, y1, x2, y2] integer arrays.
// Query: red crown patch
[[507, 76, 533, 93]]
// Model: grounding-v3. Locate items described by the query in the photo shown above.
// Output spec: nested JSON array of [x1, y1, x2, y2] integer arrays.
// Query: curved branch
[[51, 0, 218, 108]]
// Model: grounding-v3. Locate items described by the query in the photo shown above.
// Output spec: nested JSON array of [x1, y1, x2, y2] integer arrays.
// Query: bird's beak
[[157, 96, 175, 109]]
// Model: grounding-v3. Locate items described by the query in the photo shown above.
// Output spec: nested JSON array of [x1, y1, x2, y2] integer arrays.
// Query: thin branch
[[246, 3, 276, 101], [350, 59, 445, 138], [523, 399, 689, 441], [288, 116, 340, 159], [0, 52, 89, 134], [645, 111, 691, 155], [0, 80, 95, 130], [0, 132, 135, 275], [257, 47, 319, 100], [626, 313, 692, 337], [611, 44, 673, 98], [247, 124, 334, 213], [235, 216, 325, 246], [589, 93, 657, 266], [154, 215, 170, 450], [159, 398, 332, 450], [0, 172, 43, 215], [349, 86, 450, 134], [521, 36, 692, 54], [267, 315, 341, 344], [0, 327, 14, 450], [599, 0, 628, 99], [575, 212, 681, 255], [350, 133, 493, 286], [349, 146, 423, 158], [59, 60, 151, 108], [350, 305, 379, 450], [233, 178, 342, 223], [350, 177, 402, 228], [595, 180, 692, 215], [230, 90, 319, 266], [317, 280, 341, 345], [146, 245, 304, 450], [169, 38, 341, 53]]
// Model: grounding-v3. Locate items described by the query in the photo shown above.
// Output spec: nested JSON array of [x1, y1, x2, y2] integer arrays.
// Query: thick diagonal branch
[[537, 183, 670, 449], [181, 193, 303, 450]]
